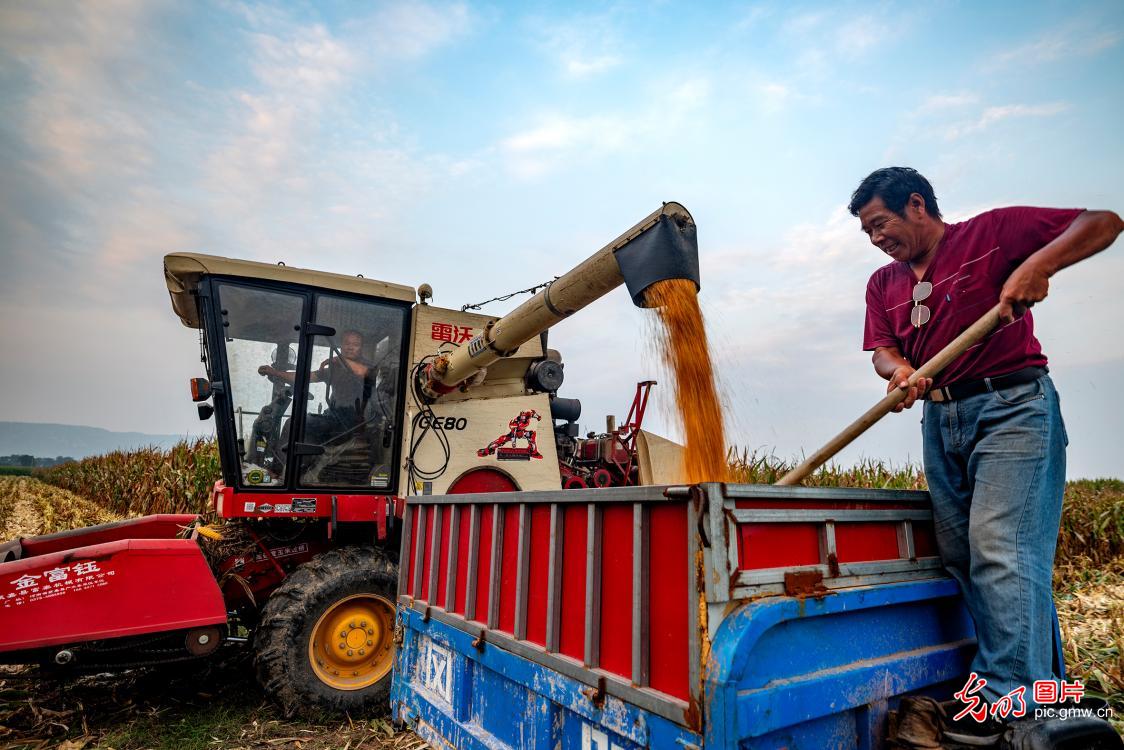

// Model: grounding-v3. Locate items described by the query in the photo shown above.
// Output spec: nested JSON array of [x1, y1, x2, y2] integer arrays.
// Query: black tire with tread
[[253, 545, 397, 716]]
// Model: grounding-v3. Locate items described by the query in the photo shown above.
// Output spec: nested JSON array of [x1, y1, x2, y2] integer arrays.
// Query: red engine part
[[557, 381, 655, 490], [215, 531, 328, 610], [210, 482, 395, 538], [590, 468, 612, 488]]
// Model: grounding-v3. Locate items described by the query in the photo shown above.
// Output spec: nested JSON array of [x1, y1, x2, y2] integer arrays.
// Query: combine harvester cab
[[0, 514, 227, 666], [390, 482, 977, 749]]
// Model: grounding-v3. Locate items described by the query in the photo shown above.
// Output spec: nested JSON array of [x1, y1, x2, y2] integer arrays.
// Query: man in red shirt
[[850, 167, 1121, 744]]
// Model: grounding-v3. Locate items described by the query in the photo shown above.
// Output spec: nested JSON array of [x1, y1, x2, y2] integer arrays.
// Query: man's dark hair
[[848, 167, 942, 220]]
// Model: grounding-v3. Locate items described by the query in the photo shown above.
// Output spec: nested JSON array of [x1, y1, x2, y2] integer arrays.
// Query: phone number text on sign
[[2, 560, 114, 608]]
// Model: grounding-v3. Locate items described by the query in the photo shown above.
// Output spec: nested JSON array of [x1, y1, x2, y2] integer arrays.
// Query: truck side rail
[[397, 485, 696, 727], [696, 483, 946, 636]]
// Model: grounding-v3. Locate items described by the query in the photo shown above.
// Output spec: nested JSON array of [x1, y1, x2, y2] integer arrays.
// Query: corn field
[[727, 448, 928, 489], [1056, 478, 1124, 568], [0, 476, 120, 539], [25, 441, 1122, 571], [36, 437, 220, 517]]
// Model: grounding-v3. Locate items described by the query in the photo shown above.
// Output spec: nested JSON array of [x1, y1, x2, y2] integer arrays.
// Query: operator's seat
[[298, 414, 381, 488]]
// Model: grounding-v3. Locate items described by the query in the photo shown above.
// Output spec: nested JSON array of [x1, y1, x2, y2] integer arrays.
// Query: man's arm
[[873, 346, 932, 413], [999, 210, 1124, 324], [258, 365, 323, 384]]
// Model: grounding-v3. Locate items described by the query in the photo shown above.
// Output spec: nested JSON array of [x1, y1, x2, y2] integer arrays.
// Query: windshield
[[214, 283, 305, 488]]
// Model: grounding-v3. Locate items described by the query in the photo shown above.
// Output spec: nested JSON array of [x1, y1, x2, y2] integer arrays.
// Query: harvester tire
[[254, 546, 398, 717]]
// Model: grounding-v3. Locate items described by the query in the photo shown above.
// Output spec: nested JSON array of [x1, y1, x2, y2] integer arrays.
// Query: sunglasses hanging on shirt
[[911, 281, 933, 328]]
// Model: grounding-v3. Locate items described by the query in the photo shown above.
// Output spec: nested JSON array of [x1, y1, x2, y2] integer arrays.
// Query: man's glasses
[[911, 281, 933, 328]]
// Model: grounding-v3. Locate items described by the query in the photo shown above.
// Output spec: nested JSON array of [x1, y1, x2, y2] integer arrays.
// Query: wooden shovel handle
[[775, 304, 1002, 486]]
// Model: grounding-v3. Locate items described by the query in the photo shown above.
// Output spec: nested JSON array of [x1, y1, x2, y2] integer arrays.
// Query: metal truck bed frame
[[392, 482, 967, 748]]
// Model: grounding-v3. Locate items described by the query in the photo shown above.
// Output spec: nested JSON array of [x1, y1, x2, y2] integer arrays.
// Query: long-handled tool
[[776, 304, 1003, 486]]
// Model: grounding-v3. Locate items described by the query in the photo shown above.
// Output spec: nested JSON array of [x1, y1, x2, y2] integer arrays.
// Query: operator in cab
[[258, 328, 397, 486], [258, 329, 375, 425]]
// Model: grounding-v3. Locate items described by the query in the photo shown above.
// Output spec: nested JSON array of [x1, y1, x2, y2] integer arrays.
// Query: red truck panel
[[598, 504, 633, 678], [648, 503, 689, 701], [524, 505, 551, 647], [497, 505, 519, 634], [557, 503, 586, 662], [732, 498, 940, 573], [453, 506, 471, 614], [419, 509, 436, 603], [473, 505, 494, 622]]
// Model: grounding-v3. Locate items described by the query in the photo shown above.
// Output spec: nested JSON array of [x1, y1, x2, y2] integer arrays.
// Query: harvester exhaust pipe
[[420, 202, 699, 401]]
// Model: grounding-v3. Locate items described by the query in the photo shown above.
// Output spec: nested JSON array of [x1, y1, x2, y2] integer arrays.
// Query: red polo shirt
[[863, 206, 1083, 388]]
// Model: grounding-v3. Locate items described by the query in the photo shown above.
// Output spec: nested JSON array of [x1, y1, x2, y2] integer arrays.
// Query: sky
[[1, 0, 1122, 479]]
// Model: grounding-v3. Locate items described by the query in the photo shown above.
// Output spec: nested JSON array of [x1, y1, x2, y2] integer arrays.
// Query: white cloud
[[500, 77, 711, 178], [0, 0, 196, 308], [913, 93, 980, 114], [0, 1, 161, 185], [205, 21, 357, 199], [566, 55, 621, 77], [778, 8, 896, 73], [942, 102, 1068, 140], [834, 16, 891, 58], [706, 207, 874, 367], [248, 24, 355, 94], [501, 114, 631, 179], [533, 12, 624, 78], [200, 3, 473, 258], [503, 116, 628, 153], [361, 2, 471, 61], [993, 26, 1120, 67], [783, 11, 829, 35], [733, 4, 772, 31], [754, 78, 818, 113]]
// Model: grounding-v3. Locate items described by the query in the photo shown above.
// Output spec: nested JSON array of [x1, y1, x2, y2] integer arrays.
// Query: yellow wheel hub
[[308, 593, 395, 690]]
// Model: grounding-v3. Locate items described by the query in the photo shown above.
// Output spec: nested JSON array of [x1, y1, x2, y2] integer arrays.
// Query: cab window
[[297, 294, 406, 490]]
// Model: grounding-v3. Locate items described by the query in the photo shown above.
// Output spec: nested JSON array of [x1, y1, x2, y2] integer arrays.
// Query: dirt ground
[[0, 649, 423, 750]]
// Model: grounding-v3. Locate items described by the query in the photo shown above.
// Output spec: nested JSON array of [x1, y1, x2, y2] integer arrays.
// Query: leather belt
[[927, 366, 1048, 403]]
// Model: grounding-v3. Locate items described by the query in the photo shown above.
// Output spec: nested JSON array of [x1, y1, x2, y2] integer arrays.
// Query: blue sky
[[1, 1, 1122, 478]]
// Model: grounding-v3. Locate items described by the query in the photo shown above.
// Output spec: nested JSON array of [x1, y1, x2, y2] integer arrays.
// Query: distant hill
[[0, 422, 207, 460]]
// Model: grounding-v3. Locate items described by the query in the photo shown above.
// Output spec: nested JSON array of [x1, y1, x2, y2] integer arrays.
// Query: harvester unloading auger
[[0, 203, 701, 717], [419, 201, 699, 400]]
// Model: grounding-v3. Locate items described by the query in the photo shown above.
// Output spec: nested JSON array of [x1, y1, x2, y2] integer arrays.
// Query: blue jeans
[[921, 374, 1068, 705]]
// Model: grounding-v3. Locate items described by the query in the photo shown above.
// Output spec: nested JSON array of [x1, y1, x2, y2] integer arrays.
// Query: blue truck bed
[[390, 483, 976, 748]]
